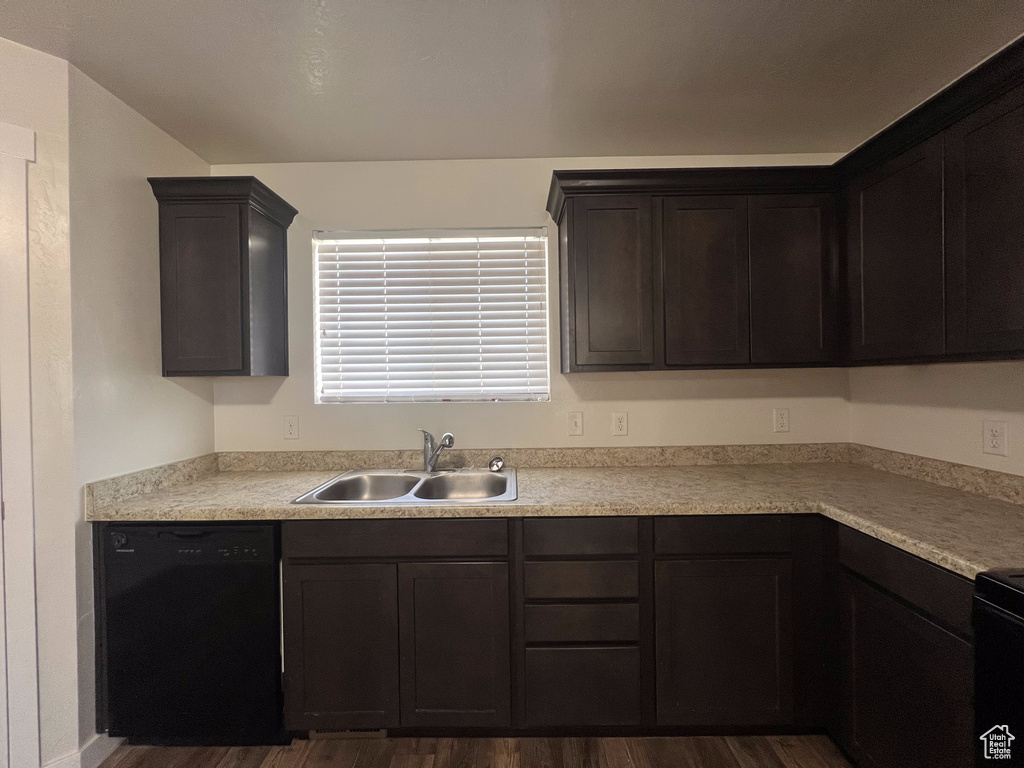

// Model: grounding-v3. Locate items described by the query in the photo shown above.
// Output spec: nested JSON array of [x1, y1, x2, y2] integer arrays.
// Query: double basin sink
[[293, 468, 518, 505]]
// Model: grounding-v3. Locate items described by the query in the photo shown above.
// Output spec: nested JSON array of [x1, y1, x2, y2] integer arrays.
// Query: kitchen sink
[[413, 471, 509, 500], [293, 468, 517, 505]]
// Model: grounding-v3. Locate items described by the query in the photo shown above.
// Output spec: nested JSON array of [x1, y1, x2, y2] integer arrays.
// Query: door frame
[[0, 119, 42, 768]]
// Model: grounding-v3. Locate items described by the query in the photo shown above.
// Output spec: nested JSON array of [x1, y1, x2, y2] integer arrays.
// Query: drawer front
[[838, 525, 973, 637], [282, 519, 508, 561], [524, 561, 639, 600], [523, 517, 639, 557], [525, 603, 639, 644], [525, 647, 641, 726], [655, 515, 794, 555]]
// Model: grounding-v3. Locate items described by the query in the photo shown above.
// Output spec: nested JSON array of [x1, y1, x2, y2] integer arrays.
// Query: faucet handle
[[417, 428, 433, 442]]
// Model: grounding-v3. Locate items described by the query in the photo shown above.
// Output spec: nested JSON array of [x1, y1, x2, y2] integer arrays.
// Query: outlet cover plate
[[773, 408, 790, 433], [983, 420, 1008, 456]]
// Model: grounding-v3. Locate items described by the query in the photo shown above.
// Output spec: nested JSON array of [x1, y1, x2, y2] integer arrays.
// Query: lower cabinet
[[398, 562, 510, 727], [280, 516, 973, 752], [833, 526, 975, 768], [525, 647, 641, 726], [282, 564, 400, 729], [837, 573, 974, 768], [655, 558, 794, 726], [282, 521, 512, 731]]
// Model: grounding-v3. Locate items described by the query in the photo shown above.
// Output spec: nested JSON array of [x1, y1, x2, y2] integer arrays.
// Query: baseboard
[[45, 734, 122, 768]]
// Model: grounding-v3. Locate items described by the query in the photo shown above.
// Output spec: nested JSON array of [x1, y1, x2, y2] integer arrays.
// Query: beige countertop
[[86, 462, 1024, 579]]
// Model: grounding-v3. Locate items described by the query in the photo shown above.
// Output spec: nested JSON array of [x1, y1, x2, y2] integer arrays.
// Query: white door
[[0, 122, 40, 768]]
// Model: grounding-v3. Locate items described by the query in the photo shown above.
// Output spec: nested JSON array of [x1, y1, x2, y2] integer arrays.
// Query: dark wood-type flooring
[[100, 735, 853, 768]]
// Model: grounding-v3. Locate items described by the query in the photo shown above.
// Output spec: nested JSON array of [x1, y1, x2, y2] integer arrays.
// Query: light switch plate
[[983, 420, 1008, 456], [568, 412, 583, 436]]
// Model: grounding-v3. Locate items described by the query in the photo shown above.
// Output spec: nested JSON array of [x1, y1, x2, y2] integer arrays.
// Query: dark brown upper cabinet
[[944, 82, 1024, 355], [749, 194, 836, 365], [661, 196, 750, 366], [548, 168, 837, 372], [149, 177, 297, 377], [844, 136, 945, 362], [561, 196, 655, 370]]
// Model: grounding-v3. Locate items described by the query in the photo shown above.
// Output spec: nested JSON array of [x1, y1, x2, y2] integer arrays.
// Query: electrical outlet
[[612, 412, 628, 436], [773, 408, 790, 433], [284, 415, 300, 440], [983, 420, 1008, 456], [568, 412, 584, 436]]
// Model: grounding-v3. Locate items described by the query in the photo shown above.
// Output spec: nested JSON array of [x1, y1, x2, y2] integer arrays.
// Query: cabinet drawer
[[282, 519, 507, 561], [838, 525, 973, 637], [655, 515, 793, 555], [523, 517, 638, 557], [525, 604, 639, 644], [524, 561, 638, 600], [525, 647, 641, 726]]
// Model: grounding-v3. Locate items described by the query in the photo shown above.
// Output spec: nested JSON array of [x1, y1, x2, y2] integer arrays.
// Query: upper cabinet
[[749, 194, 836, 365], [549, 170, 838, 372], [944, 83, 1024, 355], [149, 176, 298, 377], [661, 196, 750, 366], [564, 196, 655, 368], [845, 136, 946, 362]]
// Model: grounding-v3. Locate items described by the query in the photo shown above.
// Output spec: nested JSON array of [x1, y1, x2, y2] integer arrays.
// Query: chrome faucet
[[418, 429, 455, 472]]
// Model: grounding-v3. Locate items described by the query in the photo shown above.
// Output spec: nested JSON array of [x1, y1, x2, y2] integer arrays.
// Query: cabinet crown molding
[[148, 176, 298, 229]]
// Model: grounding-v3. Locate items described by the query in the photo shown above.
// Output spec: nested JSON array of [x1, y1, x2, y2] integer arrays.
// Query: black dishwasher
[[95, 523, 287, 745]]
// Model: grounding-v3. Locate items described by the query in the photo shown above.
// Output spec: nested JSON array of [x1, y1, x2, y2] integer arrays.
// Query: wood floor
[[100, 735, 854, 768]]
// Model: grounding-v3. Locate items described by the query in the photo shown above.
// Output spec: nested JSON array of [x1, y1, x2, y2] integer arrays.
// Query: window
[[314, 228, 549, 402]]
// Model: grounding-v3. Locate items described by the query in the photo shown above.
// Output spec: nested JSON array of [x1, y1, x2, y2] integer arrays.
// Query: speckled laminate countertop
[[85, 463, 1024, 579]]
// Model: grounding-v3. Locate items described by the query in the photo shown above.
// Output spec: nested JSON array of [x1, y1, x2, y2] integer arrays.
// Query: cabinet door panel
[[662, 196, 749, 366], [398, 563, 510, 727], [572, 196, 654, 366], [838, 573, 973, 768], [655, 558, 793, 726], [945, 83, 1024, 354], [159, 203, 243, 373], [847, 136, 945, 361], [525, 647, 641, 726], [282, 564, 399, 730], [749, 194, 836, 364]]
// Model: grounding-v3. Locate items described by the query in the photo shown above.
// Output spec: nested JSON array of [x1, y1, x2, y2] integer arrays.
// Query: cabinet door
[[570, 196, 654, 367], [662, 196, 749, 366], [398, 562, 511, 727], [847, 136, 945, 361], [749, 194, 836, 364], [159, 202, 244, 374], [837, 573, 974, 768], [945, 83, 1024, 355], [655, 558, 793, 726], [282, 564, 399, 730]]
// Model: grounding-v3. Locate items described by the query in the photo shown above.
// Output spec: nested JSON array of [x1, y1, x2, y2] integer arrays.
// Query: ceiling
[[3, 0, 1024, 164]]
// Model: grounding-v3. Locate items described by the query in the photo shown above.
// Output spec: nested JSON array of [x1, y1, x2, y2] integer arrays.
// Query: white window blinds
[[314, 229, 550, 403]]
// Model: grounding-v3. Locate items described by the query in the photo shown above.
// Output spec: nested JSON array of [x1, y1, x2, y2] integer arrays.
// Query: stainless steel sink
[[293, 468, 517, 505], [413, 471, 510, 500]]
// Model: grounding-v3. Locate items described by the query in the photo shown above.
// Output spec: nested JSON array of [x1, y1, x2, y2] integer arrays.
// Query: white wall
[[850, 362, 1024, 475], [211, 155, 850, 452], [68, 66, 214, 757]]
